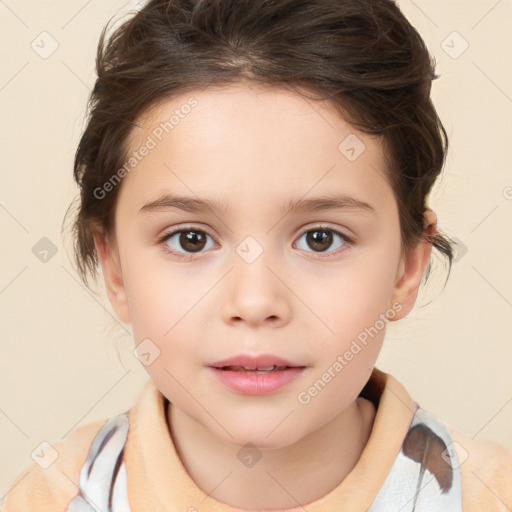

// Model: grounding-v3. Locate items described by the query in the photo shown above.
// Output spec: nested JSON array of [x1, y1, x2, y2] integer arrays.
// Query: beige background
[[1, 0, 511, 497]]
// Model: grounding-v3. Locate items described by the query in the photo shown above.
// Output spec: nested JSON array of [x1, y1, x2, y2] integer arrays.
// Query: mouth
[[208, 354, 306, 395]]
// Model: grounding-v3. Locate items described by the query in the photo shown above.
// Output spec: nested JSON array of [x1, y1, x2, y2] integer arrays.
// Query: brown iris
[[179, 230, 207, 253], [306, 229, 333, 252]]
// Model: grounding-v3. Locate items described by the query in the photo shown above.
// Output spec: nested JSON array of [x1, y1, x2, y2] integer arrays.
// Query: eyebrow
[[138, 192, 376, 216]]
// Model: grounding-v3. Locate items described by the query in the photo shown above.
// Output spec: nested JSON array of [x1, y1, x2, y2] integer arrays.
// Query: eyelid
[[158, 223, 217, 242], [296, 223, 354, 242]]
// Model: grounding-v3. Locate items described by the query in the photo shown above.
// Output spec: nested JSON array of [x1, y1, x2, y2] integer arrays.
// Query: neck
[[167, 397, 376, 510]]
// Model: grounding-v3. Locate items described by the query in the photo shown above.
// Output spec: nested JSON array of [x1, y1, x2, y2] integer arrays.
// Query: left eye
[[160, 228, 215, 255], [295, 227, 349, 254]]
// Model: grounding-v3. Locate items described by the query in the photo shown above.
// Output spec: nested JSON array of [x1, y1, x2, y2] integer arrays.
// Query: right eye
[[158, 226, 217, 260]]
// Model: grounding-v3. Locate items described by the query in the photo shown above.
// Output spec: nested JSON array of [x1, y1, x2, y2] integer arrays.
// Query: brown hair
[[63, 0, 453, 292]]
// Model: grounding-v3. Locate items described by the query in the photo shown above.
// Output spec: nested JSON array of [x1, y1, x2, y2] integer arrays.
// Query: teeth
[[223, 365, 288, 372]]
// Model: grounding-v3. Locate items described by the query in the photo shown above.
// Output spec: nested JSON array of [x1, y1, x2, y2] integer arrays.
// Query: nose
[[221, 249, 291, 329]]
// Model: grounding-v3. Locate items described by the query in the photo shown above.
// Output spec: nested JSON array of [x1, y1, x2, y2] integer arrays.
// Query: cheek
[[300, 244, 400, 372], [315, 257, 399, 333], [125, 268, 207, 397], [123, 256, 221, 378], [122, 253, 199, 342], [299, 261, 396, 412]]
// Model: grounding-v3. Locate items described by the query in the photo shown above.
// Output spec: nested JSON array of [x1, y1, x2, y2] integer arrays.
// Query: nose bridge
[[233, 233, 278, 295], [222, 232, 290, 325], [229, 204, 278, 275]]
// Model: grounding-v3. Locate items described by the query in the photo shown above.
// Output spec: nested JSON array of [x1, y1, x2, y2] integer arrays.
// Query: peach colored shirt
[[2, 367, 511, 511]]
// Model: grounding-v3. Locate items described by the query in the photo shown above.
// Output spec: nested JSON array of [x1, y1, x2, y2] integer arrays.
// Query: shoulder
[[1, 417, 110, 512], [444, 421, 512, 511]]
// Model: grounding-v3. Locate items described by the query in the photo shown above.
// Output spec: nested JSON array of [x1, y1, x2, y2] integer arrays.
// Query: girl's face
[[95, 82, 432, 449]]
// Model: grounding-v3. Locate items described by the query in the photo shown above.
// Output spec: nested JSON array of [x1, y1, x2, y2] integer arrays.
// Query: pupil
[[181, 231, 206, 252], [307, 230, 332, 252]]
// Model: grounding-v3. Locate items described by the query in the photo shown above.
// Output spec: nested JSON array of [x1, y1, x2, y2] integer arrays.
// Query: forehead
[[119, 82, 394, 215]]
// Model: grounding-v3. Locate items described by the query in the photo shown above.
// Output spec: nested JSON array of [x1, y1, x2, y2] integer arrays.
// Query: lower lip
[[209, 367, 305, 395]]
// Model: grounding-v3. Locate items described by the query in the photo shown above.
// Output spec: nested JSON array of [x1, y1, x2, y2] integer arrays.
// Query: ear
[[389, 210, 437, 321], [92, 225, 131, 325]]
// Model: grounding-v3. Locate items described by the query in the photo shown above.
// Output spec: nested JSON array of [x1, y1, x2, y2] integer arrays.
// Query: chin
[[220, 422, 306, 451]]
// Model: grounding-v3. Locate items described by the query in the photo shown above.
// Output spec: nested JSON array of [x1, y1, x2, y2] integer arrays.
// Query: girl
[[2, 0, 511, 510]]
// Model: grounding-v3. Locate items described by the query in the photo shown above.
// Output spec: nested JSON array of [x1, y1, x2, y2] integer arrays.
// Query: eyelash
[[157, 224, 353, 261]]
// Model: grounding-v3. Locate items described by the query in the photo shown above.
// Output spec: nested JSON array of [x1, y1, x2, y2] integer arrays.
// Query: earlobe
[[92, 226, 131, 325], [389, 210, 437, 321]]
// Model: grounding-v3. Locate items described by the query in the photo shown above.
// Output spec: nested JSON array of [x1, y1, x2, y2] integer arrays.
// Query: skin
[[93, 81, 436, 510]]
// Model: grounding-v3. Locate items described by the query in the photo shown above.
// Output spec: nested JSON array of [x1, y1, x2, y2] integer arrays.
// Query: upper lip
[[209, 354, 304, 369]]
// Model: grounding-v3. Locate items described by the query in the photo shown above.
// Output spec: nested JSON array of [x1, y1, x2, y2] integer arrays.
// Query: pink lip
[[208, 353, 306, 396]]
